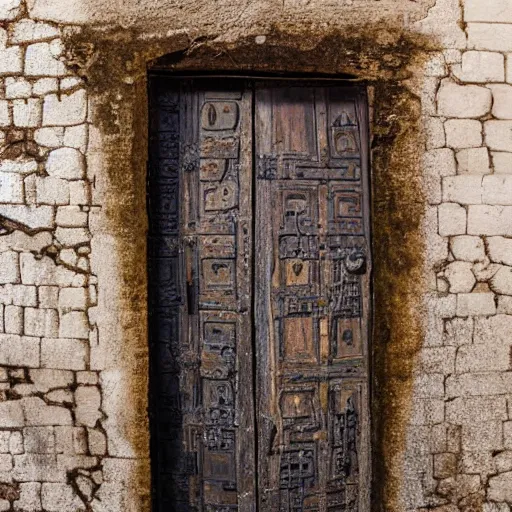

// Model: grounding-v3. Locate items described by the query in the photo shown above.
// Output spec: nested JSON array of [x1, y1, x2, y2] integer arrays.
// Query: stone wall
[[0, 0, 511, 510]]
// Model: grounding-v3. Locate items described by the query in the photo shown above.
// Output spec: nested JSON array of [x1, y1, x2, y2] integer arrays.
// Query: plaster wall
[[0, 0, 511, 511]]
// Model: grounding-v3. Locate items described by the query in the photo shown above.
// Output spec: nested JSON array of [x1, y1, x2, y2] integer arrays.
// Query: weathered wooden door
[[148, 78, 371, 512]]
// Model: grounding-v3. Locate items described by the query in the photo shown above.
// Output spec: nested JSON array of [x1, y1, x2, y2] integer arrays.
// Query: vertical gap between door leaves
[[250, 80, 261, 511]]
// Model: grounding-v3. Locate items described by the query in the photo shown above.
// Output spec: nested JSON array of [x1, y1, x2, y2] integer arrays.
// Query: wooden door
[[148, 78, 370, 512], [254, 85, 371, 512]]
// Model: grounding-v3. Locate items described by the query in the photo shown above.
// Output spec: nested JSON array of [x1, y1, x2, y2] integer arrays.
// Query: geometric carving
[[201, 102, 239, 131], [282, 317, 316, 363]]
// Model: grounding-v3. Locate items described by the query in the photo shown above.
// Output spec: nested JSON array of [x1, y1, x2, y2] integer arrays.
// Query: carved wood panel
[[254, 85, 371, 512], [148, 78, 370, 512]]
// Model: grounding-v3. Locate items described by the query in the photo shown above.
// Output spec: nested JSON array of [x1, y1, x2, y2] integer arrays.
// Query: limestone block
[[69, 180, 90, 205], [442, 175, 482, 204], [0, 205, 54, 230], [457, 342, 509, 373], [58, 248, 77, 267], [38, 286, 59, 309], [437, 81, 491, 118], [0, 44, 22, 75], [13, 454, 65, 482], [488, 84, 512, 119], [497, 295, 512, 313], [5, 78, 32, 99], [468, 23, 512, 52], [29, 369, 73, 392], [0, 0, 22, 20], [508, 54, 512, 84], [464, 0, 512, 22], [75, 386, 102, 427], [485, 121, 512, 151], [425, 117, 446, 149], [0, 158, 38, 175], [41, 337, 88, 370], [454, 51, 505, 83], [450, 236, 485, 262], [59, 311, 89, 338], [54, 426, 87, 454], [32, 77, 58, 96], [25, 41, 66, 77], [0, 252, 19, 284], [446, 372, 511, 397], [88, 428, 107, 455], [456, 292, 496, 316], [474, 314, 512, 345], [45, 389, 73, 403], [493, 152, 512, 174], [444, 261, 476, 293], [59, 287, 87, 311], [56, 206, 87, 227], [35, 176, 69, 205], [456, 148, 490, 174], [14, 482, 42, 511], [468, 205, 512, 235], [34, 127, 64, 148], [12, 99, 41, 128], [22, 397, 72, 426], [462, 421, 503, 452], [24, 426, 55, 453], [46, 147, 85, 180], [490, 266, 512, 295], [445, 119, 482, 149], [24, 308, 58, 337], [64, 124, 88, 152], [10, 285, 37, 307], [4, 305, 23, 334], [488, 237, 512, 266], [488, 472, 512, 502], [438, 203, 467, 236], [41, 483, 86, 511], [9, 19, 59, 43], [423, 148, 456, 178], [43, 90, 87, 126], [418, 346, 456, 374], [447, 396, 507, 424], [20, 253, 75, 286], [55, 227, 90, 246], [0, 400, 24, 427], [0, 100, 9, 127], [0, 173, 23, 203], [483, 175, 512, 205]]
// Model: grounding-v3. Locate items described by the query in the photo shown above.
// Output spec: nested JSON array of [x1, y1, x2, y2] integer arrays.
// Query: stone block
[[41, 337, 88, 370], [24, 308, 58, 337], [0, 400, 24, 427], [0, 334, 39, 367], [425, 117, 446, 149], [38, 286, 59, 309], [4, 305, 23, 334], [468, 205, 512, 235], [455, 51, 505, 83], [55, 227, 90, 247], [0, 205, 54, 230], [442, 175, 482, 204], [493, 152, 512, 174], [474, 314, 512, 344], [54, 426, 87, 454], [14, 482, 42, 511], [9, 19, 59, 43], [21, 397, 72, 426], [12, 98, 42, 128], [0, 173, 23, 203], [75, 386, 102, 427], [0, 158, 38, 175], [444, 261, 476, 293], [41, 483, 86, 511], [456, 147, 490, 174], [437, 81, 491, 118], [87, 428, 107, 455], [46, 147, 85, 180], [488, 472, 512, 502], [59, 311, 89, 338], [446, 372, 512, 397], [59, 287, 87, 310], [11, 285, 37, 307], [0, 0, 21, 20], [418, 346, 456, 374], [485, 121, 512, 151], [488, 84, 512, 119], [464, 0, 512, 22], [35, 176, 69, 205], [490, 266, 512, 295], [462, 420, 503, 452], [0, 100, 9, 127], [468, 23, 512, 52], [25, 42, 67, 77], [424, 148, 456, 178], [5, 77, 32, 99], [457, 342, 509, 373], [43, 90, 87, 126], [30, 369, 73, 392], [24, 427, 55, 453], [34, 127, 64, 148], [13, 454, 65, 482], [446, 395, 507, 424], [0, 44, 22, 75], [508, 54, 512, 84], [483, 175, 512, 205], [64, 124, 88, 152], [69, 180, 90, 205], [438, 203, 467, 236], [0, 252, 19, 284], [445, 119, 482, 149], [20, 253, 75, 286], [56, 206, 87, 227], [33, 77, 58, 96], [450, 236, 485, 262], [497, 295, 512, 314], [456, 292, 496, 316]]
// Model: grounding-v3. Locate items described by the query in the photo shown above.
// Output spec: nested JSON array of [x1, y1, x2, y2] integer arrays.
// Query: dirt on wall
[[62, 19, 438, 511]]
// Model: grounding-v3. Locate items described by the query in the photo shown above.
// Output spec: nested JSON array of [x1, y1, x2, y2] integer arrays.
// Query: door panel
[[254, 85, 371, 512]]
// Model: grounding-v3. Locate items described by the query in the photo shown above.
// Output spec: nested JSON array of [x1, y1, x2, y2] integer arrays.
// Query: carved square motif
[[201, 259, 235, 293], [332, 317, 362, 360], [201, 101, 239, 131], [282, 317, 317, 363], [285, 259, 310, 286], [202, 182, 238, 212]]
